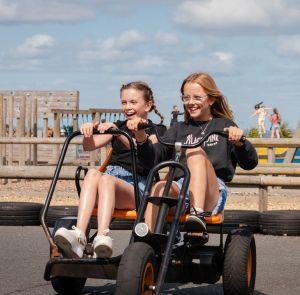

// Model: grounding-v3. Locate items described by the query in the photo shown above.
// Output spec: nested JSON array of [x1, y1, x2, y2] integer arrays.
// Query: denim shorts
[[104, 165, 147, 198], [176, 177, 227, 215]]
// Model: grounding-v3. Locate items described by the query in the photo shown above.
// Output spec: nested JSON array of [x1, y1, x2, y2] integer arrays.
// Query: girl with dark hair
[[54, 81, 166, 258], [269, 108, 281, 138]]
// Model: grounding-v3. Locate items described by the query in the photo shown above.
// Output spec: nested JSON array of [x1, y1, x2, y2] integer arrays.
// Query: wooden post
[[8, 94, 14, 183], [53, 112, 61, 163], [43, 113, 48, 138], [1, 95, 7, 184], [89, 112, 96, 166], [267, 147, 275, 163], [26, 94, 32, 164], [72, 114, 78, 131], [0, 94, 3, 166], [17, 96, 26, 181], [258, 185, 268, 212], [32, 97, 38, 165]]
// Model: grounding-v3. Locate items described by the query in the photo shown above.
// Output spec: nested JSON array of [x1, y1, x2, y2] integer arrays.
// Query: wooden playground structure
[[0, 91, 123, 167]]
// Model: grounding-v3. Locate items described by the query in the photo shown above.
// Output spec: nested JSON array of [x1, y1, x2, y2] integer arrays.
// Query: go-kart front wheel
[[51, 276, 86, 295], [223, 229, 256, 295], [116, 242, 157, 295]]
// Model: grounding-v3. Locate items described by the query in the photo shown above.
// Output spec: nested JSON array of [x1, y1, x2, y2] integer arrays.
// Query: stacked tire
[[208, 210, 259, 234], [45, 206, 79, 227], [0, 202, 43, 226], [259, 210, 300, 236]]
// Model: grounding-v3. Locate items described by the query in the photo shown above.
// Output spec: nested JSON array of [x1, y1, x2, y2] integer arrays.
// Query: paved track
[[0, 226, 299, 295]]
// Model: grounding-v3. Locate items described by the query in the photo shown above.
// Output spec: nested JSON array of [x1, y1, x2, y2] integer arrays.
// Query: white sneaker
[[93, 234, 113, 258], [54, 226, 86, 258]]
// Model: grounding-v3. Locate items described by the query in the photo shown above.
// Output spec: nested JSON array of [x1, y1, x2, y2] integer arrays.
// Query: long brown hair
[[120, 81, 164, 124], [180, 72, 233, 121]]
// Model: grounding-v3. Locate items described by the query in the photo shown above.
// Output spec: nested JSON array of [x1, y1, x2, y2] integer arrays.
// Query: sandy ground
[[0, 179, 299, 210]]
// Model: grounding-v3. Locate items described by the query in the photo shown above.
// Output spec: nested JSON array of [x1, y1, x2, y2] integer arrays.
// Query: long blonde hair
[[180, 72, 233, 121], [120, 81, 164, 124]]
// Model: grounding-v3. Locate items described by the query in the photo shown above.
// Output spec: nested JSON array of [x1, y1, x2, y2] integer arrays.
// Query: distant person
[[47, 127, 54, 137], [269, 108, 281, 138], [250, 102, 270, 138], [170, 105, 184, 126]]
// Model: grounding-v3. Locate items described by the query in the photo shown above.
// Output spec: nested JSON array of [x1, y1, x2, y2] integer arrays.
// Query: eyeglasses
[[181, 94, 208, 104]]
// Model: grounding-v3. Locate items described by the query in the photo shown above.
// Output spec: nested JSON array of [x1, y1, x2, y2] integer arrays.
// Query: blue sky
[[0, 0, 300, 130]]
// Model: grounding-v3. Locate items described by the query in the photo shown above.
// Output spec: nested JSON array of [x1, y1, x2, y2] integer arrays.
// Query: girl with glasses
[[127, 72, 258, 233]]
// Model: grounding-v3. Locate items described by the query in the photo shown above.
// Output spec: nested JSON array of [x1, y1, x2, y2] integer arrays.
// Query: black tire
[[116, 242, 157, 295], [46, 206, 78, 227], [51, 276, 86, 295], [208, 210, 259, 234], [259, 210, 300, 236], [0, 202, 42, 226], [223, 229, 256, 295]]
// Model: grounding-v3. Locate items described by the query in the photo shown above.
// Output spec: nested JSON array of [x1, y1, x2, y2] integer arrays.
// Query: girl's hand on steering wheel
[[80, 122, 99, 137], [224, 126, 244, 147], [97, 122, 117, 134], [126, 117, 148, 132]]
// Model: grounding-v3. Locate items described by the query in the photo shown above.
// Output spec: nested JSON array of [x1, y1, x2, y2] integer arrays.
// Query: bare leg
[[276, 128, 280, 138], [97, 174, 136, 235], [261, 123, 266, 134], [144, 181, 179, 232], [186, 147, 219, 212], [76, 168, 102, 233], [271, 126, 274, 138]]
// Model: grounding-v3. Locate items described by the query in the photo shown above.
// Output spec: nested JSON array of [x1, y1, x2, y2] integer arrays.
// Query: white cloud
[[278, 35, 300, 56], [0, 0, 96, 23], [0, 34, 58, 71], [79, 30, 146, 62], [173, 0, 300, 34], [155, 32, 179, 45], [14, 34, 56, 57], [131, 55, 164, 71], [213, 52, 234, 64], [0, 1, 17, 19]]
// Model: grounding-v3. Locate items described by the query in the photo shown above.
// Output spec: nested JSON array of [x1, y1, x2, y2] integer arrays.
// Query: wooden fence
[[1, 137, 300, 212]]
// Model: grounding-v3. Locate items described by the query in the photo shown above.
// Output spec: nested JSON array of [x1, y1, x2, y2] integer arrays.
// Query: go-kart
[[41, 126, 256, 294]]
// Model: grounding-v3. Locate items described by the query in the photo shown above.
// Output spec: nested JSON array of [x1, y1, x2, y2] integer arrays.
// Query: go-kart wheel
[[223, 229, 256, 295], [116, 242, 157, 295], [51, 276, 86, 294]]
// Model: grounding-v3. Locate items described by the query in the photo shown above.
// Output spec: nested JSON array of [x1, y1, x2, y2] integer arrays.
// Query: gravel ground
[[0, 179, 299, 210]]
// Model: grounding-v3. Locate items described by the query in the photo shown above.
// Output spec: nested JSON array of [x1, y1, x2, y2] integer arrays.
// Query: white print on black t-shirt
[[184, 134, 219, 147]]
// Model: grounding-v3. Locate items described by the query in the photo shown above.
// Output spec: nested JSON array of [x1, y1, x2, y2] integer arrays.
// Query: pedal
[[184, 232, 209, 245], [84, 243, 94, 256]]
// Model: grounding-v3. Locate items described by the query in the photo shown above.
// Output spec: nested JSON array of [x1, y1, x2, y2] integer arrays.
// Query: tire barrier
[[1, 202, 299, 236], [45, 206, 78, 227], [259, 210, 300, 236], [208, 210, 260, 234], [0, 202, 43, 226]]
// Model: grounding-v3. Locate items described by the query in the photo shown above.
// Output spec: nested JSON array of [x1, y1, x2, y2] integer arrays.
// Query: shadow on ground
[[82, 283, 269, 295]]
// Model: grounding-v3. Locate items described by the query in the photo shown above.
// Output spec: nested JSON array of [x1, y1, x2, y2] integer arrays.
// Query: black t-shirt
[[171, 111, 184, 122], [137, 118, 258, 182], [109, 120, 167, 177]]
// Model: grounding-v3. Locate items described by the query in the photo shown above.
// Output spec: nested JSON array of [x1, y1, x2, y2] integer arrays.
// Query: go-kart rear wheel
[[116, 242, 157, 295], [223, 229, 256, 295], [51, 276, 86, 294]]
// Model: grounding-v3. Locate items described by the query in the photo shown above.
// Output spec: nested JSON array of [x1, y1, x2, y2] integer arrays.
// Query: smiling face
[[182, 82, 215, 121], [121, 88, 152, 120]]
